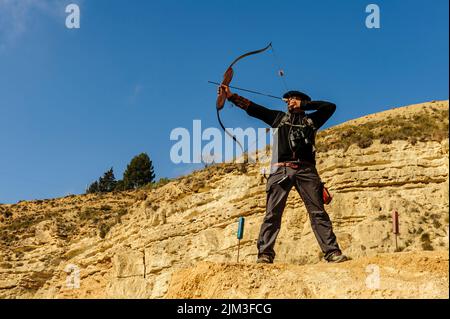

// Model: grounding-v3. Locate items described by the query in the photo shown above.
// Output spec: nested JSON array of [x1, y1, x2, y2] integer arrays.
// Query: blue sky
[[0, 0, 448, 203]]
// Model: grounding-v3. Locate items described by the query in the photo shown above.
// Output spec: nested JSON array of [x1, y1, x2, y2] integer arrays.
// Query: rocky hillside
[[0, 100, 448, 299]]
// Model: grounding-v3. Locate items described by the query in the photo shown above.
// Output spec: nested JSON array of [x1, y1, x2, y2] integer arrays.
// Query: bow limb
[[216, 42, 272, 110], [215, 42, 273, 158], [216, 109, 244, 153], [228, 42, 272, 69]]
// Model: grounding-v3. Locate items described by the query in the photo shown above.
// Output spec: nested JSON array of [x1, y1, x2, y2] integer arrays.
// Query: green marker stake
[[237, 217, 245, 263]]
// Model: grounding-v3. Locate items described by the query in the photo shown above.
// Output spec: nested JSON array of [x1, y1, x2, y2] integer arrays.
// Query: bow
[[216, 42, 274, 154]]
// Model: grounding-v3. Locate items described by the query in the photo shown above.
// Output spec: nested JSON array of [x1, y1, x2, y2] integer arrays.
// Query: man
[[218, 85, 348, 263]]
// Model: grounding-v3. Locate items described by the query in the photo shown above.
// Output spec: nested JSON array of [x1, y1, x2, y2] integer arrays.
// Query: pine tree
[[86, 181, 100, 194], [114, 180, 126, 191], [86, 168, 117, 194], [98, 167, 117, 192], [123, 153, 155, 189]]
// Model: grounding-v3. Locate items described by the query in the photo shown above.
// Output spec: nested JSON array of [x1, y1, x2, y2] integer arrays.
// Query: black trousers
[[257, 163, 341, 261]]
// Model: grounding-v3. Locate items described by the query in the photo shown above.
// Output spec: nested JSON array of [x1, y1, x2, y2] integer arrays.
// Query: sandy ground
[[165, 250, 449, 299]]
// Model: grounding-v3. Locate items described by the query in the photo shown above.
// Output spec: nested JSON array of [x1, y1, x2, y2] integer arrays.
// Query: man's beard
[[288, 106, 303, 113]]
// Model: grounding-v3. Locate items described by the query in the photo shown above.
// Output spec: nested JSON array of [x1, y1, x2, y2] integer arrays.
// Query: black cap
[[283, 90, 311, 101]]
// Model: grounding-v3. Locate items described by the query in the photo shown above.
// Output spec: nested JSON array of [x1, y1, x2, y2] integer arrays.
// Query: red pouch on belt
[[322, 184, 332, 205]]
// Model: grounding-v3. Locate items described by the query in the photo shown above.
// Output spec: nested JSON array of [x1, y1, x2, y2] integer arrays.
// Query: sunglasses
[[283, 97, 302, 103]]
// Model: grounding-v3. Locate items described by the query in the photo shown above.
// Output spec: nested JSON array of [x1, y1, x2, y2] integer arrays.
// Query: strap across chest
[[276, 113, 316, 130]]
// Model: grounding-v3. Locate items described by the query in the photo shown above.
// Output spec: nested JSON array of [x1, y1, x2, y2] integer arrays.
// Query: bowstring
[[244, 42, 288, 163], [269, 43, 289, 92], [221, 42, 288, 161]]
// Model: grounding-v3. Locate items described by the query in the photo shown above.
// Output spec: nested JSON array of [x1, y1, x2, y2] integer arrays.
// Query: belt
[[272, 160, 314, 169], [272, 162, 300, 169]]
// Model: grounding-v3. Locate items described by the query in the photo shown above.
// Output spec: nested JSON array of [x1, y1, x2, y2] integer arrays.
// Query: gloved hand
[[218, 84, 233, 99]]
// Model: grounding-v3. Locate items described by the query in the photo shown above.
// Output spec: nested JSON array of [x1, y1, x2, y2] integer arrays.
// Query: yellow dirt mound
[[165, 251, 449, 299]]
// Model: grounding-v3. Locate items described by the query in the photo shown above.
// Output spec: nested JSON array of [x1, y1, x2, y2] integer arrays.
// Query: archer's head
[[283, 90, 311, 113]]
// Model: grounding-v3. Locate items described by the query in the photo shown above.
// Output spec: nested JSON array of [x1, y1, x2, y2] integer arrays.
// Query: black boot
[[256, 255, 273, 264], [325, 250, 349, 263]]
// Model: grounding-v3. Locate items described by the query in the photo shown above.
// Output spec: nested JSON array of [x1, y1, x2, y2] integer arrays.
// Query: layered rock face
[[0, 101, 448, 299]]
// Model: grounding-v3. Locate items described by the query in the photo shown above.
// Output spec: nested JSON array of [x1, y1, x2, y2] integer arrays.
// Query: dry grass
[[0, 192, 135, 246], [316, 103, 448, 152]]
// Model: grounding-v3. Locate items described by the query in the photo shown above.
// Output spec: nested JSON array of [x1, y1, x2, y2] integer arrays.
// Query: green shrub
[[420, 233, 434, 251], [375, 214, 388, 221], [79, 208, 98, 221], [0, 210, 12, 218], [356, 136, 373, 149], [99, 223, 111, 239], [430, 214, 442, 229], [380, 136, 393, 144], [100, 205, 112, 211], [79, 207, 128, 239]]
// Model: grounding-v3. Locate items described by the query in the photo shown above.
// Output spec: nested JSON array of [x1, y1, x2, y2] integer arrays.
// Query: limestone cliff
[[0, 100, 448, 299]]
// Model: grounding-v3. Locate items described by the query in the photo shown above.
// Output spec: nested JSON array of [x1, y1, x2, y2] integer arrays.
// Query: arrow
[[208, 81, 283, 101]]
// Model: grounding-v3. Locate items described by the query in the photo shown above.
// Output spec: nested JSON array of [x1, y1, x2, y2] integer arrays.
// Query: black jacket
[[246, 101, 336, 164]]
